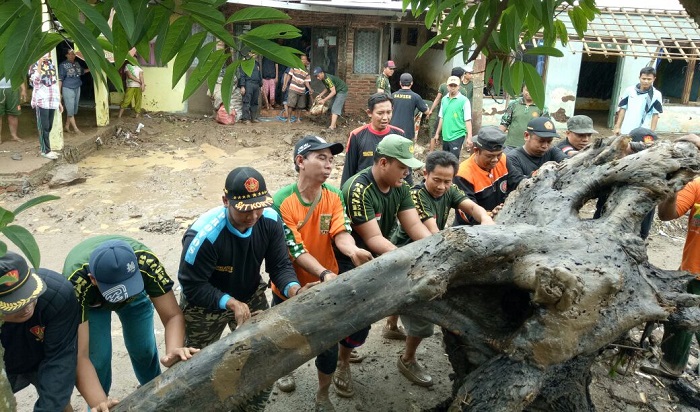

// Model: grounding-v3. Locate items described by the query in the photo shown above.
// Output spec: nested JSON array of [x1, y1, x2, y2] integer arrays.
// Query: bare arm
[[458, 198, 494, 224], [353, 220, 397, 256], [498, 124, 507, 132], [75, 322, 119, 411], [294, 252, 337, 282], [465, 119, 473, 150], [397, 208, 432, 241], [429, 92, 443, 114], [151, 291, 199, 367], [657, 192, 679, 221], [334, 231, 373, 267], [431, 117, 444, 151], [421, 217, 440, 234], [321, 86, 337, 103], [613, 108, 626, 135], [650, 113, 659, 131]]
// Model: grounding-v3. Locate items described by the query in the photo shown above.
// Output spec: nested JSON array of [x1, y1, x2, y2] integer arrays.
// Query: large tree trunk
[[113, 137, 700, 411]]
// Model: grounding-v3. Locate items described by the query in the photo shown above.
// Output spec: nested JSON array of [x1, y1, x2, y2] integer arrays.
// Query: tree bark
[[113, 137, 700, 411]]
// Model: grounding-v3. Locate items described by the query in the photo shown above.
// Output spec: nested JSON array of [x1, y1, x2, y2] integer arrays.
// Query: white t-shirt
[[126, 65, 143, 88], [618, 85, 663, 135]]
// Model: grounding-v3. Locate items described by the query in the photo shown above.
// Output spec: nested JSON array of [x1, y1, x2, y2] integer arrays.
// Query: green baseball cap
[[566, 115, 598, 134], [376, 134, 424, 168]]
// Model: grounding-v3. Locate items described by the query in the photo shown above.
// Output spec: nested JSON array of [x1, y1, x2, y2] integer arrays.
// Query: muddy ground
[[3, 110, 699, 411]]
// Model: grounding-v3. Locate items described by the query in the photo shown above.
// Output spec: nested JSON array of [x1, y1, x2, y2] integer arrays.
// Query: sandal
[[314, 396, 336, 412], [332, 364, 354, 398], [348, 349, 365, 363]]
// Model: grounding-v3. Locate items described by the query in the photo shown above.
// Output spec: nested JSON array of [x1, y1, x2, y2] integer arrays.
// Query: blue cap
[[313, 66, 324, 75], [89, 240, 144, 303]]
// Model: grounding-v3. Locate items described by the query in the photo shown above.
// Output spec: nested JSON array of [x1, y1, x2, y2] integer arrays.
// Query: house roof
[[561, 7, 700, 61], [229, 0, 405, 16]]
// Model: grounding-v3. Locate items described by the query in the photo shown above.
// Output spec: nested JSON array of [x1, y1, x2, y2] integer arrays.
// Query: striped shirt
[[289, 67, 310, 95]]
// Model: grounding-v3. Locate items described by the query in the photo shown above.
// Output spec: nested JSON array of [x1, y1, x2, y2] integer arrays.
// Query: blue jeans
[[88, 291, 161, 393]]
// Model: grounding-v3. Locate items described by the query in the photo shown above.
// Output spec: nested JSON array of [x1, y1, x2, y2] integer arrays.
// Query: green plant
[[0, 195, 59, 268]]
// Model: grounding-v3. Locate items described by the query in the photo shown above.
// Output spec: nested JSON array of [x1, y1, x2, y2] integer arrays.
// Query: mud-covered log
[[114, 137, 700, 411]]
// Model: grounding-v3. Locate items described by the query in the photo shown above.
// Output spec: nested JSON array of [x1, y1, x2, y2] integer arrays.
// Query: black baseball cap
[[0, 252, 46, 313], [294, 135, 343, 160], [224, 167, 274, 211], [400, 73, 413, 85], [527, 117, 558, 138], [629, 127, 657, 144], [474, 126, 507, 152]]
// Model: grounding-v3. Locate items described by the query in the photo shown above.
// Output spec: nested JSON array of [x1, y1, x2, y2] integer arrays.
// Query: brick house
[[219, 1, 457, 118]]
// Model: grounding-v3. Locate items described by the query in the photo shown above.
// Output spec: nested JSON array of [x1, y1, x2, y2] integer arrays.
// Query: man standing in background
[[390, 73, 429, 142], [261, 55, 278, 111], [0, 77, 26, 143], [376, 60, 396, 95], [613, 66, 663, 136]]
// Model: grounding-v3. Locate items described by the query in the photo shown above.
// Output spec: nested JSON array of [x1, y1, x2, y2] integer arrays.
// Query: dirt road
[[5, 114, 696, 411]]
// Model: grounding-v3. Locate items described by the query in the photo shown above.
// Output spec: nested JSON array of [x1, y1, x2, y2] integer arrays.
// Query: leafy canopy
[[403, 0, 600, 108], [0, 0, 303, 113]]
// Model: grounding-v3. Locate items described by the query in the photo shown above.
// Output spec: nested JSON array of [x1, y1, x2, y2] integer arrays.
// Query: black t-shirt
[[506, 146, 566, 189], [340, 124, 405, 185], [390, 88, 428, 141], [261, 57, 277, 79]]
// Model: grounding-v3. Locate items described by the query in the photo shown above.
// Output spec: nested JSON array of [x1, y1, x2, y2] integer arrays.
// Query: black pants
[[241, 82, 260, 121], [35, 107, 55, 153]]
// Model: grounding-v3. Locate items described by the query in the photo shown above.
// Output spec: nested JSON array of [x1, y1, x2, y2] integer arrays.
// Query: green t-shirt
[[341, 167, 415, 250], [438, 93, 471, 142], [392, 182, 467, 246], [376, 73, 391, 95], [500, 97, 550, 147], [323, 74, 348, 94], [63, 234, 174, 323]]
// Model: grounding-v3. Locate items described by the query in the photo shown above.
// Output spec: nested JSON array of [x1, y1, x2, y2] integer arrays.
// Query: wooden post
[[682, 58, 696, 105], [471, 53, 487, 133]]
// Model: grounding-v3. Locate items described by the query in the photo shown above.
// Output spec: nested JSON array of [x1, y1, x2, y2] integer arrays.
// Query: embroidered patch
[[30, 325, 45, 341], [320, 214, 332, 234]]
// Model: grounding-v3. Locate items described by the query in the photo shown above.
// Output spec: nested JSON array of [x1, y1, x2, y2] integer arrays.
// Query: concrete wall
[[141, 63, 188, 113], [543, 42, 583, 131], [655, 104, 700, 133]]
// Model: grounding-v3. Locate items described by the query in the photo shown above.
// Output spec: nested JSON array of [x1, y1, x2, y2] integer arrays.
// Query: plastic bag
[[216, 104, 236, 125]]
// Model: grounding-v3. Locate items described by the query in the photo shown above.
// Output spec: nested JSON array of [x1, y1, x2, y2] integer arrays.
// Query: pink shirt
[[29, 60, 61, 110]]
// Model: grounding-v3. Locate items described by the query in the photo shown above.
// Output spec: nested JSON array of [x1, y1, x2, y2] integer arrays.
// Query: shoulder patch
[[262, 207, 279, 221], [185, 207, 228, 265]]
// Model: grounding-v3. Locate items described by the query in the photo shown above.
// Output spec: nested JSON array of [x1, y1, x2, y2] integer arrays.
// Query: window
[[407, 28, 418, 46], [354, 30, 380, 74], [393, 28, 402, 44]]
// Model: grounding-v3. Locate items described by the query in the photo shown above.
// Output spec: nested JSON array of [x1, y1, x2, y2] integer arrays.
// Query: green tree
[[0, 0, 600, 110], [0, 195, 58, 267], [0, 0, 303, 113], [404, 0, 600, 108]]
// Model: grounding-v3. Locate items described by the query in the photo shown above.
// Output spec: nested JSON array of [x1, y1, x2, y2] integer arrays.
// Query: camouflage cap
[[567, 115, 598, 134]]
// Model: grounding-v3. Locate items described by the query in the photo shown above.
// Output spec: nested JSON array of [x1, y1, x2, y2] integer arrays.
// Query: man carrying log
[[337, 134, 432, 396], [178, 166, 312, 412], [272, 135, 373, 411]]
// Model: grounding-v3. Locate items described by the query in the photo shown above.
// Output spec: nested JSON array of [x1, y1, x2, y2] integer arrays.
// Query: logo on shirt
[[532, 112, 540, 118], [30, 325, 45, 342], [362, 151, 373, 157], [499, 181, 508, 193], [215, 265, 234, 273], [692, 204, 700, 228], [375, 213, 382, 221], [320, 214, 332, 234]]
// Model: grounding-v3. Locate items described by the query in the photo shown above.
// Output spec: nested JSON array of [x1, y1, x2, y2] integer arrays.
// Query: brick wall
[[220, 4, 393, 118]]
